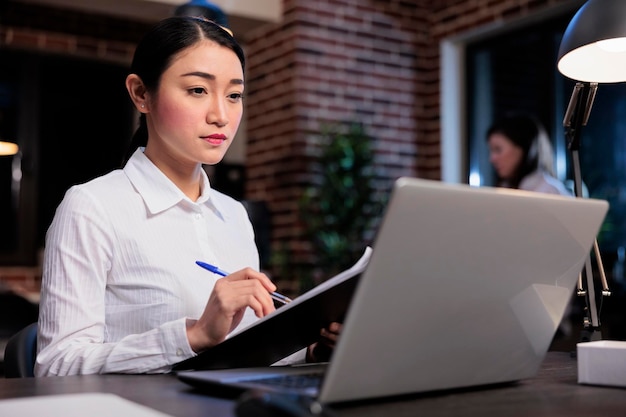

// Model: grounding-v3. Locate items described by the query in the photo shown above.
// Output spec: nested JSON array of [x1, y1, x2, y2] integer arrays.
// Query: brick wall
[[0, 1, 147, 64]]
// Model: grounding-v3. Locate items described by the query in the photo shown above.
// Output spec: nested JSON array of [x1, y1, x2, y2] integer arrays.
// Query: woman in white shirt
[[487, 113, 571, 196], [36, 16, 336, 376]]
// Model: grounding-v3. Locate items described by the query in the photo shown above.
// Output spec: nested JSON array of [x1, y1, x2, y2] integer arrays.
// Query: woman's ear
[[126, 74, 149, 113]]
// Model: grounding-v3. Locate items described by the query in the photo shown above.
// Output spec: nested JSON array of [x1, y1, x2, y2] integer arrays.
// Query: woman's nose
[[206, 97, 228, 127]]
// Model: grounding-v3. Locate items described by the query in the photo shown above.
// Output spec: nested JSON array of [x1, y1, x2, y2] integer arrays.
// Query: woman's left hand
[[306, 322, 342, 363]]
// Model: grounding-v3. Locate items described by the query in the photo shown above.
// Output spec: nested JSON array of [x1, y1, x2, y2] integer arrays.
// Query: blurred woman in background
[[487, 113, 571, 196]]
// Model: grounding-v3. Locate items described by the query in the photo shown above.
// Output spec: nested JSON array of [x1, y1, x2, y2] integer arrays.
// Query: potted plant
[[298, 122, 385, 289]]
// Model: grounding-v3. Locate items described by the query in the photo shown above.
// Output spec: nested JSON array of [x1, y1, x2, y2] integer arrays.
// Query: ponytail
[[122, 114, 148, 166]]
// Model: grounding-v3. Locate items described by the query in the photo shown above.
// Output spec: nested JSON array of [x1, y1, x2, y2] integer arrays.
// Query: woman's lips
[[204, 134, 226, 145]]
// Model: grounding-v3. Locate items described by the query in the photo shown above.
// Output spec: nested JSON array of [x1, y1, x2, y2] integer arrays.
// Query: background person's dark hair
[[486, 113, 555, 189], [122, 16, 245, 165]]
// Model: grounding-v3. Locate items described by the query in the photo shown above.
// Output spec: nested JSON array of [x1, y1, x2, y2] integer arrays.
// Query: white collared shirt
[[35, 149, 260, 376]]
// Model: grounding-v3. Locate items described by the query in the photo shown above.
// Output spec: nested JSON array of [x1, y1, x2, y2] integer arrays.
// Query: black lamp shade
[[558, 0, 626, 83]]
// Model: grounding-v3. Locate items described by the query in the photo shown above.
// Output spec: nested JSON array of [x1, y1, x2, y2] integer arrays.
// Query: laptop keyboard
[[252, 372, 324, 390]]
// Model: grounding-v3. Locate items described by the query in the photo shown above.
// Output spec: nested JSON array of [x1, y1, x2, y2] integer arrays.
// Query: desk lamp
[[557, 0, 626, 341]]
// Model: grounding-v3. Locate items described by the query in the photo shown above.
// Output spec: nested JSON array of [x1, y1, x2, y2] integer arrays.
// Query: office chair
[[3, 322, 37, 378]]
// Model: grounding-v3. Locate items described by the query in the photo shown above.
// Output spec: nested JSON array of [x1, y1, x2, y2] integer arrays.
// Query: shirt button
[[176, 348, 184, 356], [195, 213, 202, 220]]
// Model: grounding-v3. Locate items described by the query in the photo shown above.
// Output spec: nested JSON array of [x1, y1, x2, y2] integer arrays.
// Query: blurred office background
[[1, 0, 625, 360]]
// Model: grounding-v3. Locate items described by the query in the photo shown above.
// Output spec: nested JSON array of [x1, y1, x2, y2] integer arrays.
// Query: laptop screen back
[[318, 178, 608, 403]]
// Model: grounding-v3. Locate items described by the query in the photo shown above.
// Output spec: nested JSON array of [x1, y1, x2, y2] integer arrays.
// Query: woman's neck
[[143, 147, 203, 201]]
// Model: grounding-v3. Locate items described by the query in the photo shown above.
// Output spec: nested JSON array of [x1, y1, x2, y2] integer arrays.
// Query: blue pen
[[195, 261, 292, 305]]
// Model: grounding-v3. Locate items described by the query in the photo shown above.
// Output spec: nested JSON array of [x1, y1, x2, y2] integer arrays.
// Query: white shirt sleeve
[[35, 186, 196, 376]]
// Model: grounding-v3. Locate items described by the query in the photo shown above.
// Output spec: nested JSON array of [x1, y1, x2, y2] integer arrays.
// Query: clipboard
[[173, 247, 371, 371]]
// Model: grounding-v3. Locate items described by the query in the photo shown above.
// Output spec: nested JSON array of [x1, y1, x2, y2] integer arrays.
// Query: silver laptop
[[178, 177, 608, 404]]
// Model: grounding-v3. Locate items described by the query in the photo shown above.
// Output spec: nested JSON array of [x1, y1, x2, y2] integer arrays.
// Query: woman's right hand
[[186, 267, 277, 352]]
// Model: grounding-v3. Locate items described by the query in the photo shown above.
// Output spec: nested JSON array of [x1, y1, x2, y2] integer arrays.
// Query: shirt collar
[[123, 148, 224, 216]]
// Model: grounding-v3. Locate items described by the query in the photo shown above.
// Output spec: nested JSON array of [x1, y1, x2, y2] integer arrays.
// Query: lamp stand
[[563, 81, 611, 343]]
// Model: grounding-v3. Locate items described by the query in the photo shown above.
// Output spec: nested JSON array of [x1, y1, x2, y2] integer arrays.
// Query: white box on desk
[[577, 340, 626, 388]]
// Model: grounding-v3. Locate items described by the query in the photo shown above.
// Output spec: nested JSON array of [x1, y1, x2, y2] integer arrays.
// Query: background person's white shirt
[[518, 170, 572, 196], [36, 149, 261, 376]]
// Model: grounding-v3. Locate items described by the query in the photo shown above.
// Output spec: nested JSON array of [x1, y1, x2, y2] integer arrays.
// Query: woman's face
[[145, 39, 244, 167], [488, 133, 523, 180]]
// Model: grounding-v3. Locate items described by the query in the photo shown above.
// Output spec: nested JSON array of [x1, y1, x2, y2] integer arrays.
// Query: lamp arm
[[562, 82, 609, 335], [563, 82, 598, 153]]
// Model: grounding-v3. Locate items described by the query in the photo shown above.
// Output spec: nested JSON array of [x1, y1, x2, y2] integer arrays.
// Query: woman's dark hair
[[486, 113, 555, 189], [122, 16, 245, 165]]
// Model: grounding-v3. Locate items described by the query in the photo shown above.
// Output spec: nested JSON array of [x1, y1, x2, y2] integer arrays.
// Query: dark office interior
[[1, 0, 626, 415]]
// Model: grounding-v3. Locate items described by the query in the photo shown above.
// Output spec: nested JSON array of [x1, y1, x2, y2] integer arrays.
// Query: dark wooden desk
[[0, 352, 624, 416]]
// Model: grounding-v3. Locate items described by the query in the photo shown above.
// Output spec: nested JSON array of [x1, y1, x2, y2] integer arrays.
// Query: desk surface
[[0, 352, 624, 417]]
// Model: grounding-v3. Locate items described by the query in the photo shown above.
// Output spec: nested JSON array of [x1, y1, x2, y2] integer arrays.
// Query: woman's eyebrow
[[181, 71, 243, 85]]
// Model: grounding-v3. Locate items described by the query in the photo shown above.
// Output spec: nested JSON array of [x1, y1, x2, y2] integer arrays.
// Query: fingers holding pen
[[195, 262, 278, 314], [188, 268, 278, 352], [219, 267, 277, 317]]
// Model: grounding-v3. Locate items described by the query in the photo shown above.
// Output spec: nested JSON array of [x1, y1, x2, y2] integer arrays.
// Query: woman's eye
[[228, 93, 243, 102], [189, 87, 206, 95]]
